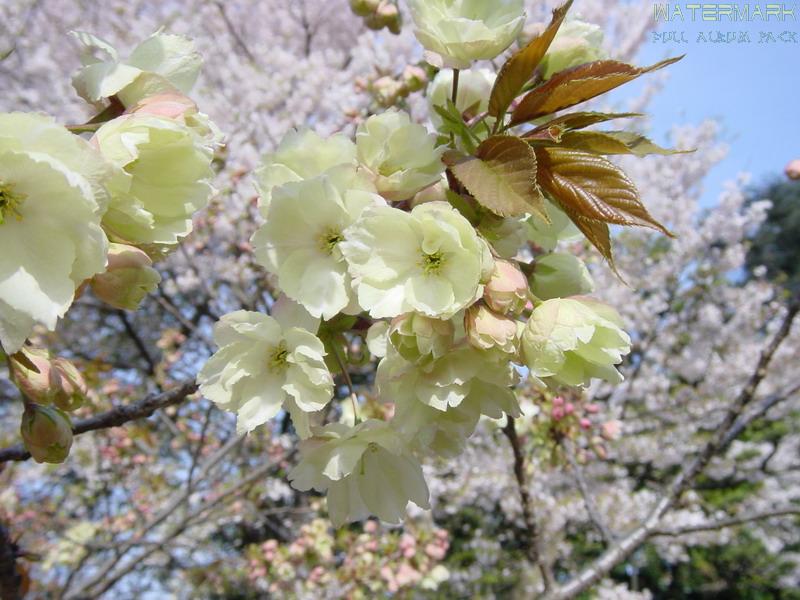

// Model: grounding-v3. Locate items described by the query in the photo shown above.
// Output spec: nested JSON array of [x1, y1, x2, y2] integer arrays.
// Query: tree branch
[[0, 521, 21, 600], [503, 418, 555, 591], [0, 381, 198, 463], [543, 299, 799, 600], [651, 507, 800, 537]]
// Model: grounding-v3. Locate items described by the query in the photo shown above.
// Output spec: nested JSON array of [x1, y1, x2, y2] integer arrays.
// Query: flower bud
[[377, 1, 402, 34], [20, 404, 73, 464], [401, 65, 428, 93], [484, 259, 528, 315], [350, 0, 380, 17], [389, 313, 454, 363], [49, 357, 89, 412], [785, 159, 800, 180], [128, 93, 197, 120], [530, 253, 594, 300], [9, 348, 52, 405], [370, 76, 405, 107], [601, 420, 622, 441], [90, 243, 162, 310], [464, 304, 518, 354]]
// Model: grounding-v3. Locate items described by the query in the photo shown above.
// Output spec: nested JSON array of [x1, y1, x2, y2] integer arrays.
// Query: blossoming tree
[[0, 0, 797, 597]]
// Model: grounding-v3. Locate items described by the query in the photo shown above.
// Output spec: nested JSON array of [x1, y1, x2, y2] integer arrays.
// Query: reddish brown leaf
[[488, 0, 573, 119], [535, 147, 673, 236], [510, 56, 683, 126], [448, 136, 548, 221]]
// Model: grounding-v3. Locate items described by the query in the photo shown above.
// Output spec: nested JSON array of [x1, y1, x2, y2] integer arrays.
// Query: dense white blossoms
[[71, 31, 202, 106], [521, 298, 631, 387], [427, 68, 496, 129], [355, 109, 445, 201], [252, 167, 384, 319], [198, 310, 333, 436], [289, 420, 430, 527], [341, 201, 491, 319], [408, 0, 526, 69], [254, 128, 357, 208], [0, 113, 111, 353], [94, 113, 215, 249]]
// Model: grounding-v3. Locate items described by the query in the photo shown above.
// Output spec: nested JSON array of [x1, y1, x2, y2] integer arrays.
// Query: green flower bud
[[530, 253, 594, 300], [48, 357, 89, 412], [389, 313, 454, 364], [20, 404, 73, 464], [90, 243, 162, 310], [350, 0, 380, 17]]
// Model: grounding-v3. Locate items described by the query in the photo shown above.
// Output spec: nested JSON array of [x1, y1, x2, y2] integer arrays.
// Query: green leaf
[[510, 56, 684, 126], [445, 189, 480, 224], [433, 100, 480, 153], [547, 130, 690, 156], [488, 0, 573, 120], [446, 136, 548, 221], [535, 147, 673, 236]]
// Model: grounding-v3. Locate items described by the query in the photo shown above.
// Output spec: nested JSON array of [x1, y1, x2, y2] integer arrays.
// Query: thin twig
[[563, 438, 616, 545], [651, 507, 800, 537], [0, 382, 198, 463]]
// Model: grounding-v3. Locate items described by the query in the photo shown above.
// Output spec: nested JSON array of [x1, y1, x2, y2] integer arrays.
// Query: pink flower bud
[[579, 418, 591, 430], [371, 75, 405, 106], [10, 348, 87, 411], [364, 519, 378, 533], [402, 65, 428, 92], [585, 403, 600, 414], [552, 396, 564, 407], [128, 93, 197, 120], [786, 159, 800, 180], [9, 348, 52, 405], [564, 402, 575, 415], [464, 304, 518, 353], [551, 406, 565, 420], [484, 259, 528, 315], [601, 420, 622, 441]]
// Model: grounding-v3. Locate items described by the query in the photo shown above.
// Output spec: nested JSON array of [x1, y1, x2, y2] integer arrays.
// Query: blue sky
[[622, 3, 799, 206]]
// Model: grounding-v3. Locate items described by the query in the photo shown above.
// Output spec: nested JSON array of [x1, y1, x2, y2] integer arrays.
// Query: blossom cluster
[[1, 31, 220, 461], [198, 0, 645, 527]]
